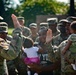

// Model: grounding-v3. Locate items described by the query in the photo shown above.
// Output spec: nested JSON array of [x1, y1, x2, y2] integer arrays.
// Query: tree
[[69, 0, 75, 16], [0, 0, 6, 18], [16, 0, 68, 26], [0, 0, 20, 27]]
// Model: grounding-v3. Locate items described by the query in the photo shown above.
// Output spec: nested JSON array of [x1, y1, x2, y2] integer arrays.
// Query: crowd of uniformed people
[[0, 14, 76, 75]]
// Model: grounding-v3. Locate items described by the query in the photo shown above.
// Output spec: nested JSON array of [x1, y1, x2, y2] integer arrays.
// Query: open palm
[[46, 29, 52, 43]]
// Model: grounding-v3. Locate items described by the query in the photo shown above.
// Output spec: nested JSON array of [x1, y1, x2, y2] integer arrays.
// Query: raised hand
[[11, 14, 21, 28], [46, 29, 52, 43]]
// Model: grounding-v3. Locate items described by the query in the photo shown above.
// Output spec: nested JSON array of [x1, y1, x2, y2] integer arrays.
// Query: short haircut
[[70, 21, 76, 30], [23, 38, 34, 48]]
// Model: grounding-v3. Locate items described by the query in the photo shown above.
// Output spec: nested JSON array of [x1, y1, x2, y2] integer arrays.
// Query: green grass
[[8, 28, 14, 35]]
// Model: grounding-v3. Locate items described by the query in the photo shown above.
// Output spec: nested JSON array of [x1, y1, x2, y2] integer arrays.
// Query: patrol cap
[[39, 26, 48, 30], [59, 19, 70, 23], [40, 22, 48, 28], [0, 16, 3, 20], [0, 22, 8, 33], [47, 18, 58, 25], [66, 16, 76, 23], [17, 17, 24, 20], [29, 23, 37, 28], [0, 16, 3, 22], [57, 23, 64, 26]]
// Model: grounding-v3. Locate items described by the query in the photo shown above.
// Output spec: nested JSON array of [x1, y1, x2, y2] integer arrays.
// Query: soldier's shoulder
[[59, 40, 67, 47], [23, 26, 31, 31], [53, 34, 61, 39]]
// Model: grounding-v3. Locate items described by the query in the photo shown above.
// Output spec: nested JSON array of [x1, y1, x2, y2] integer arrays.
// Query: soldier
[[28, 29, 61, 75], [47, 18, 59, 36], [0, 14, 23, 75], [34, 28, 56, 75], [29, 23, 38, 42], [52, 19, 70, 46], [0, 16, 12, 41], [58, 39, 76, 75], [17, 17, 31, 37], [61, 21, 76, 75], [8, 17, 28, 75]]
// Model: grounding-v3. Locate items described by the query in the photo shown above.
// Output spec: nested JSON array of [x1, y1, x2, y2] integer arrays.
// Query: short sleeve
[[68, 34, 76, 42], [34, 47, 39, 52]]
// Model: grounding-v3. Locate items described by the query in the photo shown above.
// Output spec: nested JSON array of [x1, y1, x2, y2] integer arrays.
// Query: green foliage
[[1, 0, 69, 27], [8, 28, 14, 35], [20, 0, 56, 19], [15, 0, 68, 26], [16, 0, 68, 18]]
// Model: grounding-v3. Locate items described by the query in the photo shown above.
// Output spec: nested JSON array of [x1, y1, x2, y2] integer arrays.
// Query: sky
[[13, 0, 76, 5], [13, 0, 20, 5], [13, 0, 69, 5], [57, 0, 69, 3]]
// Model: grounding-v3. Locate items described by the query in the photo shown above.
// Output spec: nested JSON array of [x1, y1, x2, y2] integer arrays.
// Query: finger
[[47, 29, 52, 36]]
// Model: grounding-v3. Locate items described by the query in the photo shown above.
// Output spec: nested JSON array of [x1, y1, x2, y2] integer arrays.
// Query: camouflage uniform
[[0, 27, 23, 75], [35, 28, 58, 75], [47, 18, 59, 36], [17, 17, 31, 37], [58, 39, 76, 75], [21, 26, 31, 37], [52, 33, 68, 46], [29, 23, 38, 42], [52, 19, 70, 47], [7, 35, 12, 41]]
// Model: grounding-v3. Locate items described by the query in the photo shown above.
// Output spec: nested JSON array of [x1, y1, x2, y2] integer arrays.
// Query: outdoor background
[[0, 0, 76, 35]]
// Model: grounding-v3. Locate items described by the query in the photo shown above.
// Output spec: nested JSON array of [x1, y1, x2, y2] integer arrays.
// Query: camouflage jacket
[[58, 40, 76, 75], [21, 26, 31, 37], [52, 34, 68, 46], [0, 28, 23, 75]]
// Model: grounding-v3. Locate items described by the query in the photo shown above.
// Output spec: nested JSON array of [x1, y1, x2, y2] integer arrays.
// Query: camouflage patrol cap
[[47, 18, 58, 25], [0, 22, 8, 33], [66, 16, 76, 23], [17, 17, 24, 20], [0, 16, 3, 22], [57, 23, 63, 26], [0, 16, 3, 20], [29, 23, 37, 28], [59, 19, 70, 23], [40, 22, 48, 28]]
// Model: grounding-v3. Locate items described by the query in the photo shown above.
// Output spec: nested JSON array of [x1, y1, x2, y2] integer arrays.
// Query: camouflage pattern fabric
[[52, 34, 68, 46], [0, 28, 23, 75], [21, 26, 31, 37], [58, 40, 76, 75]]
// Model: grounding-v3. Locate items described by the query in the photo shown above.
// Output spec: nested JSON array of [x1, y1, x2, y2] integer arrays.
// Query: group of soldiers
[[0, 14, 76, 75]]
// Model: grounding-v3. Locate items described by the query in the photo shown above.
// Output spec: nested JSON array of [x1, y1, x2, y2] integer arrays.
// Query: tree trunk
[[69, 0, 75, 16], [0, 0, 6, 18]]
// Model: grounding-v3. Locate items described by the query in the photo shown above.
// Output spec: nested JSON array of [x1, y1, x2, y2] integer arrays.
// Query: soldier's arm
[[42, 59, 61, 72], [0, 28, 23, 60], [0, 14, 23, 60], [28, 59, 61, 73]]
